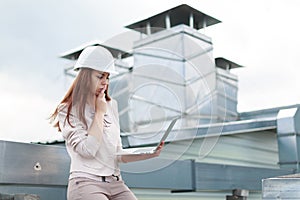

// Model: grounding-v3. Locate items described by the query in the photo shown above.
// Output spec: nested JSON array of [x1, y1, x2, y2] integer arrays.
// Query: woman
[[49, 46, 164, 200]]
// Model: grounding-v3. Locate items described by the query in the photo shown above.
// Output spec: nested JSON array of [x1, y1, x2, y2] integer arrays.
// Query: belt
[[101, 174, 120, 183]]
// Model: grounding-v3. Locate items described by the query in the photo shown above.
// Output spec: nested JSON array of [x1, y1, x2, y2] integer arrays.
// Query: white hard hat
[[73, 46, 119, 74]]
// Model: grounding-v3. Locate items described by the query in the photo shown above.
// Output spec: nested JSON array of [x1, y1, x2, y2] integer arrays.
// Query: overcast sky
[[0, 0, 299, 143]]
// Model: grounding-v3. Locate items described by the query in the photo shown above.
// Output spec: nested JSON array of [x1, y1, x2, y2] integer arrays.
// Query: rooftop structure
[[59, 40, 131, 60], [1, 4, 299, 200], [215, 57, 244, 70], [125, 4, 221, 35]]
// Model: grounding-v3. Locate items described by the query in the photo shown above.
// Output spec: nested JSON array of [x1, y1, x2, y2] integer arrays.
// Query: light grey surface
[[262, 177, 300, 199], [276, 107, 300, 170], [277, 107, 299, 135], [0, 140, 70, 185], [130, 24, 217, 132], [0, 186, 63, 200], [195, 163, 293, 190], [121, 159, 195, 191], [121, 159, 293, 191]]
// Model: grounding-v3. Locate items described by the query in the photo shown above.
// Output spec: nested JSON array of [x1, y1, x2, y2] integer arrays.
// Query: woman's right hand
[[95, 89, 107, 114], [89, 88, 107, 144]]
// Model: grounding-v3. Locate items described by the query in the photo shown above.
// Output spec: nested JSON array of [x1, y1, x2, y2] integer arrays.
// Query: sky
[[0, 0, 299, 143]]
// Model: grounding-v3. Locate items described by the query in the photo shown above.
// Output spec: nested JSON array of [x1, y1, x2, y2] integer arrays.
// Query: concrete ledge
[[262, 175, 300, 199]]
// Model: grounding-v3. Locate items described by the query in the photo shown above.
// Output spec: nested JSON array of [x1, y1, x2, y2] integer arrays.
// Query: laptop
[[116, 118, 178, 155]]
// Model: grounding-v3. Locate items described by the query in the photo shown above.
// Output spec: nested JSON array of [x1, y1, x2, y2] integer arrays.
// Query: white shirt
[[58, 99, 123, 178]]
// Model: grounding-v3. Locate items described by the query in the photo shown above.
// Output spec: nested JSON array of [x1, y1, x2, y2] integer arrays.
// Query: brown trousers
[[67, 176, 138, 200]]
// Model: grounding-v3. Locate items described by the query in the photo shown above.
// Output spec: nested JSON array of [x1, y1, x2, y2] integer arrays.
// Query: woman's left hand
[[152, 141, 164, 157], [120, 141, 165, 163]]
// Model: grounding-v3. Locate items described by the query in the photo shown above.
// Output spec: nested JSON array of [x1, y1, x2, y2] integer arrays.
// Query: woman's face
[[91, 70, 110, 97]]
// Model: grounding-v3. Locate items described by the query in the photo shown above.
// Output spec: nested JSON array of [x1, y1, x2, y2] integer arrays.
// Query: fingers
[[97, 89, 106, 99], [157, 141, 164, 149], [95, 88, 107, 114], [147, 142, 164, 158], [155, 141, 165, 154]]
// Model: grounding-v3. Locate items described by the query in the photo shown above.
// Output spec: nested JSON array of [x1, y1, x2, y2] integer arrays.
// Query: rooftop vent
[[125, 4, 221, 35]]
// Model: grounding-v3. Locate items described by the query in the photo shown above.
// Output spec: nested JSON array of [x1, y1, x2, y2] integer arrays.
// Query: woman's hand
[[95, 89, 107, 114], [120, 141, 165, 163], [88, 89, 107, 143], [152, 141, 164, 157]]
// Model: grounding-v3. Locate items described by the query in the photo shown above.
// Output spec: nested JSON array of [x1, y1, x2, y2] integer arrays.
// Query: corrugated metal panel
[[159, 131, 279, 168]]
